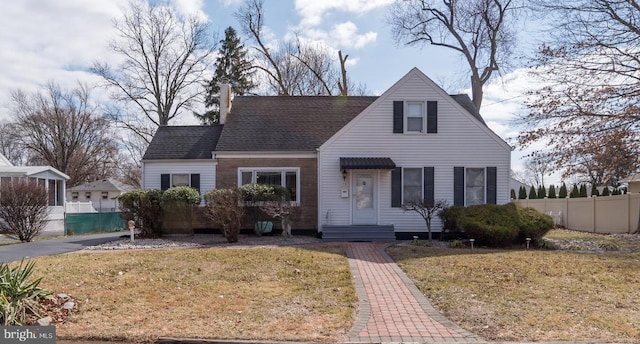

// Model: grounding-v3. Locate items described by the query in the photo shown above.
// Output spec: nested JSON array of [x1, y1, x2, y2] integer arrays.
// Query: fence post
[[592, 196, 596, 233]]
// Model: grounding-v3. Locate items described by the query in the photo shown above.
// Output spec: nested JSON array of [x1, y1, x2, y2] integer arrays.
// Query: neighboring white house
[[141, 68, 512, 240], [66, 178, 135, 212], [0, 153, 70, 232]]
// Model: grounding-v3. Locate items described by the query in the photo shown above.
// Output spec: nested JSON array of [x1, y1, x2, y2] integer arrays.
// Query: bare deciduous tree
[[390, 0, 519, 109], [92, 0, 213, 142], [10, 82, 119, 187], [402, 199, 449, 242], [519, 0, 640, 183], [235, 0, 366, 96], [0, 179, 49, 242], [0, 121, 28, 166]]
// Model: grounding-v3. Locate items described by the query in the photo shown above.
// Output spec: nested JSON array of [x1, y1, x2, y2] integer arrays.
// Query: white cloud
[[300, 22, 377, 50], [294, 0, 394, 27], [0, 0, 127, 120], [171, 0, 208, 22]]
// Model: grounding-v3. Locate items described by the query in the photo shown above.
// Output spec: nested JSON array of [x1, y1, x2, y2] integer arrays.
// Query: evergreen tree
[[510, 188, 516, 199], [559, 182, 568, 198], [528, 185, 537, 199], [518, 185, 527, 199], [590, 184, 599, 197], [548, 184, 557, 198], [579, 184, 588, 197], [197, 26, 256, 124], [612, 188, 621, 195], [570, 184, 579, 198], [538, 185, 547, 198], [602, 187, 610, 196]]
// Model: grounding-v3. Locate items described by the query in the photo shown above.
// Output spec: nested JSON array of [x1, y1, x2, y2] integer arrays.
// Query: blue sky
[[0, 0, 546, 181]]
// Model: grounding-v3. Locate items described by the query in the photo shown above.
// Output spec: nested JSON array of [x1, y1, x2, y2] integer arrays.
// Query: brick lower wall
[[216, 157, 318, 231]]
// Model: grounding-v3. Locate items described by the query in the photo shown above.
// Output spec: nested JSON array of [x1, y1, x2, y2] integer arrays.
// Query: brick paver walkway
[[346, 243, 485, 343]]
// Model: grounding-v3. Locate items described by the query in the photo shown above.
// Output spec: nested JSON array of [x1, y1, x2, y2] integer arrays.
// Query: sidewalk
[[346, 242, 484, 343]]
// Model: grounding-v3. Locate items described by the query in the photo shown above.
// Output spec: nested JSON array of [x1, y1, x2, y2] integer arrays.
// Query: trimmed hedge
[[438, 203, 554, 247]]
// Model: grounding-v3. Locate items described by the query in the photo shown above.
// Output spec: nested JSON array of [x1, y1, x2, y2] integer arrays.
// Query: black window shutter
[[486, 167, 497, 204], [453, 167, 464, 206], [393, 101, 404, 133], [391, 167, 402, 207], [423, 167, 435, 204], [191, 174, 201, 193], [427, 101, 438, 133], [160, 174, 170, 191]]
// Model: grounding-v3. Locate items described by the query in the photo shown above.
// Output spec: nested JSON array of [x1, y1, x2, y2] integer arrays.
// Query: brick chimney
[[219, 83, 232, 124]]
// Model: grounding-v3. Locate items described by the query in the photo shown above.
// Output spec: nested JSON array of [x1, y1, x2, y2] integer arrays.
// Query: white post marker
[[128, 220, 135, 243]]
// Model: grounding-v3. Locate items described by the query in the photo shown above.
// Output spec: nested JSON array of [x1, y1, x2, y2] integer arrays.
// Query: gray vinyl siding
[[142, 160, 217, 203], [318, 69, 511, 233]]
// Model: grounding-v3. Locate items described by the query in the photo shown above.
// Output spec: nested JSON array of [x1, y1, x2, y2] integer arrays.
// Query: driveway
[[0, 231, 127, 263]]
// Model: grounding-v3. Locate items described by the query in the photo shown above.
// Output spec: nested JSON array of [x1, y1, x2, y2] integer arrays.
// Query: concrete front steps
[[321, 225, 395, 241]]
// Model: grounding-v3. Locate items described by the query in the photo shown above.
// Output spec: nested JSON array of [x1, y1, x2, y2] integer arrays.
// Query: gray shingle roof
[[67, 178, 135, 192], [143, 94, 487, 158], [450, 94, 487, 125], [215, 96, 378, 151], [143, 125, 223, 160]]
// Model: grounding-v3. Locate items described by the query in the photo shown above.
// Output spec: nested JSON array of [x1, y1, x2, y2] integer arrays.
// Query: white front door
[[352, 171, 377, 225]]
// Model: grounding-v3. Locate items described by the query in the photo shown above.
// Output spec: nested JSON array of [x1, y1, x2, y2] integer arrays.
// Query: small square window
[[71, 192, 78, 200], [85, 192, 91, 199], [101, 192, 108, 199]]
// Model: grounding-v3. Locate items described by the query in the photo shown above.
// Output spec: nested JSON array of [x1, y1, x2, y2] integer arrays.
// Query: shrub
[[204, 188, 244, 243], [510, 189, 516, 199], [538, 185, 547, 198], [160, 186, 200, 207], [518, 186, 527, 199], [0, 260, 52, 325], [579, 184, 588, 197], [602, 187, 611, 196], [439, 203, 557, 248], [463, 221, 519, 247], [458, 203, 520, 247], [590, 184, 599, 197], [439, 206, 465, 232], [240, 183, 290, 203], [0, 179, 48, 242], [548, 184, 557, 198], [118, 189, 164, 238], [240, 184, 291, 234], [160, 186, 201, 235], [559, 182, 568, 198], [570, 184, 579, 198], [528, 186, 537, 199], [516, 206, 554, 246]]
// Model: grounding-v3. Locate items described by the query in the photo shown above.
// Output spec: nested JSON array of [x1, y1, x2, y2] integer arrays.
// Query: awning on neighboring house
[[339, 157, 396, 170]]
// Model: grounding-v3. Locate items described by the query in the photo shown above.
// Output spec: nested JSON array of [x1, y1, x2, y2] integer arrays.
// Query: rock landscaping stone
[[62, 301, 75, 310], [36, 316, 52, 326]]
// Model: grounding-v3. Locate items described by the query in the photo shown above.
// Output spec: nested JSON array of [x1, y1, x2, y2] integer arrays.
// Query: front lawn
[[29, 246, 356, 343], [387, 230, 640, 342]]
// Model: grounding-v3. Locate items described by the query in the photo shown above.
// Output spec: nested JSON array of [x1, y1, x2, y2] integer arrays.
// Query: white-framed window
[[71, 192, 78, 200], [172, 173, 190, 187], [101, 192, 109, 199], [402, 168, 422, 203], [85, 192, 91, 199], [406, 101, 424, 133], [238, 168, 300, 202], [466, 168, 485, 206]]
